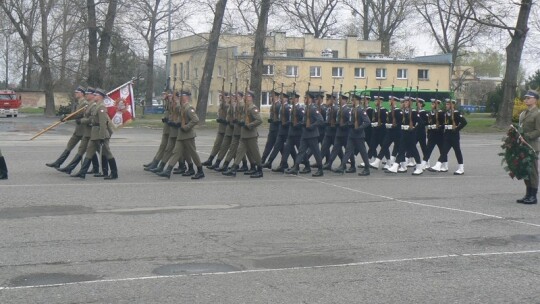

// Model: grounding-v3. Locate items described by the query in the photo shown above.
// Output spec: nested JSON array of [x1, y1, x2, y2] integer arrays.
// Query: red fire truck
[[0, 90, 22, 117]]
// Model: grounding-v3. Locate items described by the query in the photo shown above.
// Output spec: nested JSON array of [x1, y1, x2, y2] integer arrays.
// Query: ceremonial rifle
[[30, 105, 88, 140]]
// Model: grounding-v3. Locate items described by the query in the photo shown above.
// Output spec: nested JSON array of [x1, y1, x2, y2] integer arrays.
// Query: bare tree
[[275, 0, 340, 38], [414, 0, 488, 67], [465, 0, 533, 128], [343, 0, 371, 40], [196, 0, 228, 122], [250, 0, 272, 107]]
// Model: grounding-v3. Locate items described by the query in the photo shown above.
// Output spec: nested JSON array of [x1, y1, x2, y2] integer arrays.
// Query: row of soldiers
[[199, 88, 467, 177], [45, 86, 118, 179]]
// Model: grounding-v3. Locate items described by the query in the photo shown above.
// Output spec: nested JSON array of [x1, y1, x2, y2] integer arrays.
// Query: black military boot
[[322, 163, 332, 170], [312, 166, 324, 177], [143, 159, 155, 168], [222, 164, 238, 177], [250, 165, 263, 178], [71, 158, 92, 179], [215, 160, 229, 172], [262, 160, 272, 169], [57, 154, 82, 174], [191, 166, 205, 179], [94, 154, 109, 177], [333, 165, 345, 174], [157, 165, 174, 179], [244, 163, 257, 175], [522, 188, 538, 204], [237, 160, 249, 172], [150, 162, 165, 173], [173, 162, 187, 174], [104, 158, 118, 180], [182, 163, 195, 176], [144, 159, 159, 171], [517, 187, 531, 203], [272, 163, 287, 173], [209, 159, 222, 170], [46, 149, 70, 169], [285, 165, 299, 175], [0, 156, 8, 180], [299, 162, 311, 174], [345, 163, 357, 173], [201, 155, 214, 167], [358, 168, 370, 176], [90, 153, 100, 174]]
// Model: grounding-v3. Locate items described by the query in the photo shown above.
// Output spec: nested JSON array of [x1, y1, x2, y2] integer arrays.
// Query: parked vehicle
[[0, 90, 22, 117]]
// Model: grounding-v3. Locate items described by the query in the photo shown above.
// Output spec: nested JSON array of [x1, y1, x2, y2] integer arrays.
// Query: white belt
[[445, 125, 454, 130], [385, 123, 393, 129], [427, 124, 437, 130], [371, 122, 379, 128], [401, 125, 410, 131]]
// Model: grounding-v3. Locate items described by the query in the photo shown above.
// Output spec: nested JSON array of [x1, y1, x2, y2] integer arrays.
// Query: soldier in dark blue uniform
[[368, 95, 388, 168], [285, 92, 324, 177], [261, 90, 281, 165], [422, 98, 444, 170], [370, 95, 402, 170], [274, 92, 303, 172], [363, 95, 374, 164], [320, 92, 340, 164], [334, 93, 371, 176], [264, 93, 297, 171], [322, 94, 351, 170], [414, 98, 428, 168]]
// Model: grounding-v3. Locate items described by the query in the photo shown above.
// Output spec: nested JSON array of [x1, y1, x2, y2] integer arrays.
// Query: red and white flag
[[104, 80, 136, 128]]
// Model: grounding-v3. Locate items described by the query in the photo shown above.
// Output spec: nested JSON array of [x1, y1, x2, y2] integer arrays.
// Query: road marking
[[299, 176, 540, 228], [1, 249, 539, 291], [95, 204, 239, 213]]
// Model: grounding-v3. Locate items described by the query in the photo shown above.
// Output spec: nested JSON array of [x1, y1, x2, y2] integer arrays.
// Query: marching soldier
[[57, 87, 100, 175], [143, 91, 173, 171], [71, 88, 118, 179], [261, 90, 281, 165], [386, 97, 423, 175], [216, 92, 249, 172], [429, 99, 467, 174], [334, 93, 371, 176], [363, 95, 374, 163], [368, 95, 388, 166], [320, 92, 340, 164], [0, 148, 7, 180], [414, 98, 428, 168], [157, 90, 204, 179], [263, 92, 295, 170], [323, 93, 351, 170], [422, 98, 444, 169], [370, 95, 402, 170], [46, 86, 90, 169], [202, 91, 228, 167], [516, 90, 540, 204], [285, 92, 324, 177], [273, 92, 303, 173], [223, 90, 263, 178], [210, 92, 234, 170]]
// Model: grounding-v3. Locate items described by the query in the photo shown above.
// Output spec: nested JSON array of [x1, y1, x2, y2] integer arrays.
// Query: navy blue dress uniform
[[265, 94, 297, 171], [275, 93, 304, 172], [316, 93, 327, 144], [414, 98, 428, 166], [323, 95, 351, 170], [430, 99, 467, 174], [363, 96, 375, 160], [371, 96, 402, 170], [46, 86, 89, 169], [261, 91, 281, 164], [320, 93, 340, 164], [422, 99, 444, 169], [387, 97, 423, 175], [368, 96, 388, 168], [144, 91, 172, 171], [285, 92, 324, 177], [335, 94, 371, 176], [202, 91, 229, 167]]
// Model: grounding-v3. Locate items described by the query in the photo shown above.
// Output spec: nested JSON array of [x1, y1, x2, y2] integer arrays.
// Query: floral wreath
[[499, 124, 538, 180]]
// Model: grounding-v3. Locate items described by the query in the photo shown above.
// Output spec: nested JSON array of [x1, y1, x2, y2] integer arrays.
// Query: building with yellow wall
[[169, 32, 452, 111]]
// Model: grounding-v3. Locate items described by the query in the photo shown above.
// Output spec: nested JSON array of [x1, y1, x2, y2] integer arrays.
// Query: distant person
[[517, 90, 540, 205], [0, 148, 7, 180]]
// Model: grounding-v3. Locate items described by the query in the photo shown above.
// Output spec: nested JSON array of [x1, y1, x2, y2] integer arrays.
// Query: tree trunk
[[40, 0, 55, 116], [196, 0, 228, 123], [496, 0, 532, 128], [145, 47, 155, 108], [362, 0, 369, 40], [249, 0, 271, 108], [87, 0, 99, 86]]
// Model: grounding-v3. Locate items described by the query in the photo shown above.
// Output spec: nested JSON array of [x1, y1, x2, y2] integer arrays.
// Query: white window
[[397, 69, 407, 79], [263, 65, 274, 76], [376, 68, 387, 79], [286, 65, 299, 77], [217, 65, 223, 77], [332, 67, 344, 78], [208, 91, 213, 106], [310, 66, 322, 78], [418, 69, 429, 80], [261, 91, 271, 106], [354, 67, 365, 78]]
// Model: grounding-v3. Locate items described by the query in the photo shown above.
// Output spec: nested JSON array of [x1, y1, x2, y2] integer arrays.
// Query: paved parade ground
[[1, 115, 539, 303]]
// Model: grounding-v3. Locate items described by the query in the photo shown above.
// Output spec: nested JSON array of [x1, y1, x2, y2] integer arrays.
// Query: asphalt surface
[[0, 115, 539, 303]]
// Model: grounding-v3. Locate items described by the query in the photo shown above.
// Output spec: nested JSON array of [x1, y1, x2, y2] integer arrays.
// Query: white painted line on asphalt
[[95, 204, 239, 213], [1, 249, 539, 291], [300, 177, 540, 228]]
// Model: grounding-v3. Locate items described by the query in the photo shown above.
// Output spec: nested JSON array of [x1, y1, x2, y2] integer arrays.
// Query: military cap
[[246, 90, 255, 98], [524, 90, 539, 99], [340, 94, 349, 100], [85, 87, 95, 95], [416, 98, 425, 105], [445, 98, 456, 104], [94, 88, 107, 97], [176, 90, 191, 97], [236, 92, 244, 97], [288, 92, 300, 98], [75, 86, 86, 94]]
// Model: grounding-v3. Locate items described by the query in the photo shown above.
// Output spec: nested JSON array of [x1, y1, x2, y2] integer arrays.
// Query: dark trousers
[[261, 128, 279, 162], [327, 135, 347, 166], [295, 137, 323, 168], [423, 131, 443, 161], [279, 135, 301, 167], [369, 127, 387, 159], [340, 137, 369, 169], [438, 131, 463, 164], [321, 134, 336, 162], [267, 133, 291, 164], [396, 130, 420, 163], [377, 128, 399, 159]]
